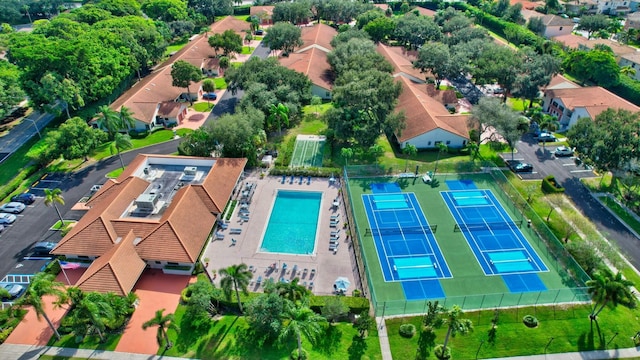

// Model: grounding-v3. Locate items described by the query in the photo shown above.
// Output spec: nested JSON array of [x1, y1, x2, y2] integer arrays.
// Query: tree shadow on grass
[[577, 320, 606, 351], [209, 322, 288, 360], [347, 334, 368, 360], [314, 324, 343, 355], [196, 316, 239, 358]]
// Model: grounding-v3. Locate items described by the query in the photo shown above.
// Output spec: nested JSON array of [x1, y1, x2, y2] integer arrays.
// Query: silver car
[[554, 146, 574, 157], [0, 213, 16, 224], [0, 202, 26, 214]]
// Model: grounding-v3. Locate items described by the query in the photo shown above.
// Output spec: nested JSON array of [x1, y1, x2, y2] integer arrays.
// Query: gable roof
[[621, 51, 640, 64], [414, 7, 436, 17], [545, 74, 580, 90], [376, 44, 424, 81], [74, 231, 146, 297], [545, 86, 640, 119], [198, 157, 248, 213], [278, 48, 333, 91], [395, 76, 469, 143], [553, 35, 638, 58], [299, 24, 337, 53], [250, 5, 274, 17], [522, 10, 573, 26]]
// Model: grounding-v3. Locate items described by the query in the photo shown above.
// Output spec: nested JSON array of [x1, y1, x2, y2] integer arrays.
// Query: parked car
[[202, 92, 217, 100], [0, 213, 16, 225], [32, 241, 57, 255], [10, 193, 35, 205], [0, 202, 26, 214], [536, 132, 557, 142], [554, 146, 574, 157], [512, 162, 534, 173], [1, 283, 25, 300], [0, 224, 4, 233], [254, 29, 264, 35]]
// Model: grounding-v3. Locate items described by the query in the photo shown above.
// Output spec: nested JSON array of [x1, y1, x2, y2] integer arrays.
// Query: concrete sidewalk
[[0, 343, 189, 360], [486, 347, 640, 360]]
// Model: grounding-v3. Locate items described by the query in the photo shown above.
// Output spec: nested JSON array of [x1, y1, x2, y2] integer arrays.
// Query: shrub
[[352, 289, 361, 297], [309, 295, 369, 314], [181, 287, 193, 304], [290, 348, 308, 359], [399, 323, 417, 338], [269, 166, 342, 178], [434, 344, 451, 360], [523, 314, 539, 328], [541, 175, 564, 193]]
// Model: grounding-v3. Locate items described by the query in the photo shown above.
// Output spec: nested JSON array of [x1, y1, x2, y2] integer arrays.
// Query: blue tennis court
[[441, 189, 548, 277], [362, 191, 452, 284], [446, 179, 478, 190]]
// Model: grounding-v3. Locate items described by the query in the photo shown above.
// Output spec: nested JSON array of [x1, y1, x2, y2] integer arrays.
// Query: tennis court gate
[[341, 169, 371, 303], [364, 225, 438, 236]]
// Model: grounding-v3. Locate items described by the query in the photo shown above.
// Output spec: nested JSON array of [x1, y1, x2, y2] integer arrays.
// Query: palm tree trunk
[[442, 326, 452, 352], [65, 105, 71, 119], [117, 148, 125, 169], [96, 326, 104, 342], [186, 85, 193, 105], [42, 311, 61, 340], [162, 327, 172, 349], [593, 301, 609, 318], [297, 332, 303, 359], [53, 204, 64, 225], [234, 282, 243, 313]]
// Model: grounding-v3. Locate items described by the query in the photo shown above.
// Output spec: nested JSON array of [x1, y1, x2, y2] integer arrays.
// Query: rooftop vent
[[184, 166, 197, 175]]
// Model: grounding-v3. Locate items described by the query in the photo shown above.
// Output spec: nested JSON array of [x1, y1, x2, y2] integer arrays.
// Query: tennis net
[[365, 225, 437, 236], [453, 220, 522, 232]]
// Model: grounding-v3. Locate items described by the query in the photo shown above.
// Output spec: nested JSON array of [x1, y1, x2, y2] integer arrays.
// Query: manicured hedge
[[541, 175, 564, 193], [309, 295, 370, 314], [609, 75, 640, 106], [0, 164, 38, 203], [269, 166, 341, 178]]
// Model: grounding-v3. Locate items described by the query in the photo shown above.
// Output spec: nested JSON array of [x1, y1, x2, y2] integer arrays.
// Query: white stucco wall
[[311, 84, 332, 100], [403, 128, 468, 149], [544, 25, 573, 39]]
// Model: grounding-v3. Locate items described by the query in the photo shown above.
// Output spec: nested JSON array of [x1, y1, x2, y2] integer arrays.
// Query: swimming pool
[[260, 190, 322, 254]]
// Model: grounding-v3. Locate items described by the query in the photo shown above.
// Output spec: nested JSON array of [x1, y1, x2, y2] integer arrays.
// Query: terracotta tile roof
[[376, 44, 425, 81], [299, 24, 337, 53], [250, 6, 274, 17], [278, 48, 333, 91], [545, 74, 580, 90], [414, 7, 436, 17], [109, 16, 249, 124], [522, 10, 573, 26], [395, 76, 469, 143], [552, 34, 588, 49], [621, 52, 640, 63], [509, 0, 540, 10], [198, 158, 248, 213], [135, 187, 216, 263], [554, 35, 638, 58], [52, 177, 151, 257], [75, 231, 146, 297], [546, 86, 640, 118]]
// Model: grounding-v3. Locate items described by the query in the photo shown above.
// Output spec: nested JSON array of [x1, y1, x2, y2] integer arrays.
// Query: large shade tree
[[263, 22, 303, 55], [170, 60, 201, 105], [219, 263, 253, 312]]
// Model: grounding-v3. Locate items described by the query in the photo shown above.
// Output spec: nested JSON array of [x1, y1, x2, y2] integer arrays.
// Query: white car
[[554, 146, 574, 157], [0, 202, 26, 214], [0, 213, 16, 224]]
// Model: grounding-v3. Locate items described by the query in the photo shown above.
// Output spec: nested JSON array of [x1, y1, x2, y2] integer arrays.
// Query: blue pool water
[[260, 190, 321, 254]]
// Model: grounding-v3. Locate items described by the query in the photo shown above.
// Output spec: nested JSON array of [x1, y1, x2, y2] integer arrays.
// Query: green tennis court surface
[[290, 135, 325, 168]]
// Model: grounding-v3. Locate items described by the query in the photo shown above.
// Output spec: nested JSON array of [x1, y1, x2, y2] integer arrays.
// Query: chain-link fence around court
[[343, 162, 592, 317]]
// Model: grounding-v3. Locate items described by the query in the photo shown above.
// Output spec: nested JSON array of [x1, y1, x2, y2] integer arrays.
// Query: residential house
[[51, 154, 247, 296], [395, 77, 469, 149], [542, 86, 640, 130], [625, 11, 640, 29], [522, 10, 574, 38], [619, 52, 640, 80], [565, 0, 598, 14], [278, 24, 338, 99], [101, 17, 249, 132], [544, 74, 581, 91], [376, 43, 423, 83], [553, 34, 638, 62], [250, 6, 274, 25], [413, 6, 437, 17], [595, 0, 631, 14]]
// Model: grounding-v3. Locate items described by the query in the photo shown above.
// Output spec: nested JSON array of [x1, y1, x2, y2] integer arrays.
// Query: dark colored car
[[202, 92, 217, 100], [536, 132, 557, 142], [32, 241, 57, 255], [11, 193, 35, 205], [513, 163, 534, 173], [254, 29, 264, 35]]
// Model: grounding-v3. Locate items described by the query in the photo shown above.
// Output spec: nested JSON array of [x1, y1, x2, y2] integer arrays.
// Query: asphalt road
[[0, 111, 55, 163], [505, 134, 640, 270]]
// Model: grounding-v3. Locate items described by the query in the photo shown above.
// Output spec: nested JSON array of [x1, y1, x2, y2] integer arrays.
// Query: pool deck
[[203, 174, 360, 295]]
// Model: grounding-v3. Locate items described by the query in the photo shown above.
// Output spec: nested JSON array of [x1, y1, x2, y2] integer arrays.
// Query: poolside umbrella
[[334, 277, 351, 292]]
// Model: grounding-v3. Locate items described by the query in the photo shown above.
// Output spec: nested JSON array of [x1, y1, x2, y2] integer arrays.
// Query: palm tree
[[44, 188, 65, 226], [118, 106, 136, 132], [96, 105, 121, 139], [441, 305, 473, 354], [22, 5, 32, 23], [219, 264, 253, 312], [538, 114, 559, 151], [586, 268, 635, 323], [70, 292, 114, 342], [621, 65, 637, 78], [202, 78, 216, 107], [114, 133, 132, 169], [433, 143, 448, 176], [402, 144, 417, 172], [268, 103, 290, 133], [142, 309, 179, 350], [274, 278, 310, 303], [16, 273, 67, 340], [219, 56, 230, 75], [279, 301, 326, 359]]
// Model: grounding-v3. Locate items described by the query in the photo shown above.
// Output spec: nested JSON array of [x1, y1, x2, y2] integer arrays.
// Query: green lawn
[[50, 220, 76, 230], [193, 102, 215, 112], [213, 77, 227, 90], [163, 308, 382, 359], [387, 304, 640, 359], [91, 129, 192, 161], [106, 168, 124, 179], [164, 41, 188, 56], [507, 97, 531, 112], [241, 46, 255, 55], [47, 332, 122, 352]]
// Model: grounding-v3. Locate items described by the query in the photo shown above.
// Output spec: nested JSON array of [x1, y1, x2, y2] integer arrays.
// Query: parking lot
[[501, 133, 597, 181]]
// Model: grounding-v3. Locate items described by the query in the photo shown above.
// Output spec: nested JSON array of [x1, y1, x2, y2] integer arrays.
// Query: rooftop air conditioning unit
[[184, 166, 197, 175], [135, 194, 158, 211]]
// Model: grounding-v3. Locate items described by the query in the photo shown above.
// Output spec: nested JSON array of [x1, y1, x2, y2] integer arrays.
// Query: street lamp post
[[26, 117, 41, 139]]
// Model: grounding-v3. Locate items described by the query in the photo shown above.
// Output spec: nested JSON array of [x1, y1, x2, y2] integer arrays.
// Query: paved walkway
[[486, 347, 640, 359], [376, 316, 393, 360], [0, 343, 188, 360]]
